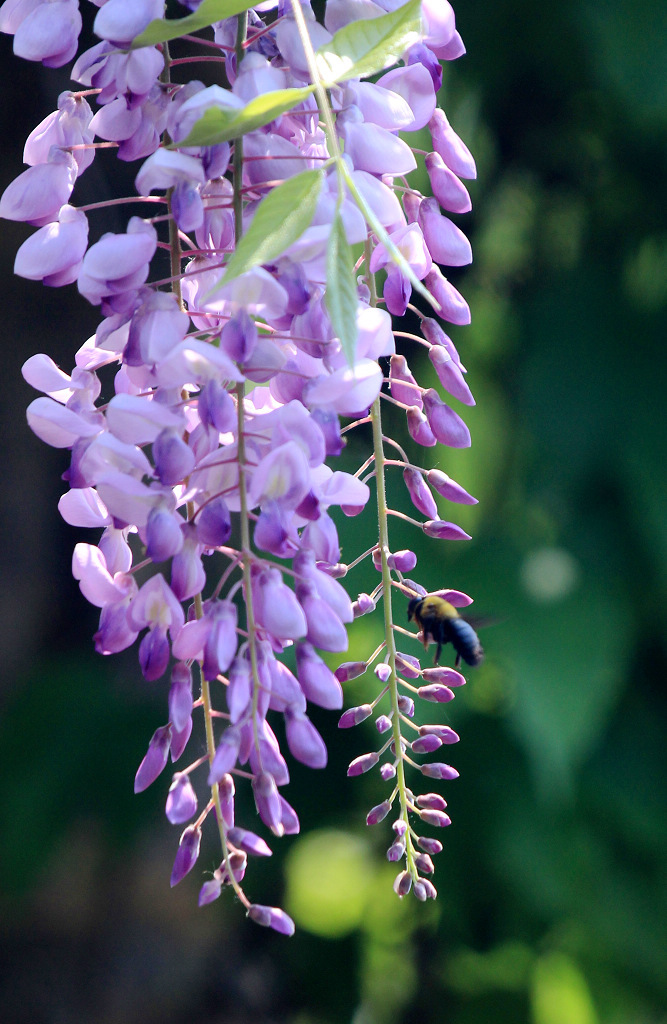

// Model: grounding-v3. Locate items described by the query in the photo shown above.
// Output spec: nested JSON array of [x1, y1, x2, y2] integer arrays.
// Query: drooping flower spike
[[3, 0, 480, 929]]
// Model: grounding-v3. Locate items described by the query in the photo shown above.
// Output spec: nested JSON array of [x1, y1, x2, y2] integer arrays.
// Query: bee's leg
[[434, 641, 442, 665], [454, 652, 461, 668]]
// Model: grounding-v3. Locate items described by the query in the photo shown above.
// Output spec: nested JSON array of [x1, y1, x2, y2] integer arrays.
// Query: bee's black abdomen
[[448, 617, 484, 666]]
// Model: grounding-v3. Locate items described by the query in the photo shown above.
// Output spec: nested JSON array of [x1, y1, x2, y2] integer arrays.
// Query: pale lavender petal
[[296, 642, 344, 709], [285, 711, 327, 769]]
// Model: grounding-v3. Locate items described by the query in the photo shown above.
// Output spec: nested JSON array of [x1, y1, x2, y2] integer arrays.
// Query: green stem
[[370, 396, 418, 880], [231, 10, 262, 758]]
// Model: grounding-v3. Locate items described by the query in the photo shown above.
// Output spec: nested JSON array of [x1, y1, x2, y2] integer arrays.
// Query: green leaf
[[175, 87, 315, 148], [325, 212, 358, 366], [132, 0, 254, 48], [221, 169, 324, 285], [315, 0, 423, 84]]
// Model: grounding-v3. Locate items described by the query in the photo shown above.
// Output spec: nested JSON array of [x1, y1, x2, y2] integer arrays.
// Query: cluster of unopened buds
[[2, 0, 480, 934]]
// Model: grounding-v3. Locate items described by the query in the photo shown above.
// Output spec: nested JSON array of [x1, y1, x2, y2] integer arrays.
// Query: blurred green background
[[1, 0, 666, 1021]]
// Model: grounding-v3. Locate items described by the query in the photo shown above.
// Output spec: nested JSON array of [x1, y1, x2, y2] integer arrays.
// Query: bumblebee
[[407, 594, 484, 668]]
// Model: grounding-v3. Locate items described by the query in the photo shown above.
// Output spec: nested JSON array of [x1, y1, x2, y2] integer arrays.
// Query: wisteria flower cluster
[[2, 0, 479, 934]]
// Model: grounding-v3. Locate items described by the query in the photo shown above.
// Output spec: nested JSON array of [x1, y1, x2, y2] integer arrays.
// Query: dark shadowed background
[[1, 1, 666, 1022]]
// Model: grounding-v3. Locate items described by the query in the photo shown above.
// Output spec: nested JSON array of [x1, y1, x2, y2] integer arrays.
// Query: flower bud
[[352, 593, 375, 617], [425, 151, 472, 214], [219, 851, 247, 885], [218, 774, 235, 828], [286, 710, 328, 769], [227, 827, 273, 858], [428, 345, 475, 406], [429, 109, 477, 180], [247, 904, 295, 936], [403, 468, 438, 520], [366, 800, 392, 826], [406, 405, 436, 447], [414, 852, 434, 874], [422, 665, 467, 686], [416, 836, 444, 855], [208, 726, 241, 785], [338, 704, 373, 728], [279, 795, 300, 835], [418, 877, 437, 899], [170, 717, 193, 763], [296, 642, 343, 709], [170, 825, 202, 886], [416, 793, 448, 811], [395, 652, 421, 678], [347, 752, 379, 777], [420, 684, 456, 700], [134, 725, 171, 793], [411, 734, 443, 754], [169, 662, 193, 733], [393, 870, 412, 896], [197, 379, 236, 433], [397, 695, 415, 717], [198, 877, 222, 906], [166, 772, 198, 825], [426, 468, 478, 505], [423, 389, 471, 448], [420, 809, 452, 828], [387, 838, 406, 861], [196, 496, 232, 547], [146, 506, 184, 562], [419, 724, 460, 744], [139, 625, 170, 681], [153, 428, 195, 485], [252, 771, 283, 836], [335, 661, 367, 683], [420, 762, 460, 781], [387, 549, 417, 572], [390, 354, 422, 408]]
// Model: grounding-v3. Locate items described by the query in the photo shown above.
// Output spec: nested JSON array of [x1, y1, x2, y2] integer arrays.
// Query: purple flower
[[9, 0, 480, 923], [252, 772, 283, 836], [247, 904, 295, 937], [166, 772, 198, 824], [208, 726, 242, 786], [347, 752, 379, 777], [14, 205, 88, 286], [170, 825, 202, 886], [285, 710, 327, 769], [297, 643, 344, 708], [0, 152, 77, 226], [227, 827, 272, 858], [78, 218, 157, 314], [134, 725, 171, 793], [8, 0, 82, 68]]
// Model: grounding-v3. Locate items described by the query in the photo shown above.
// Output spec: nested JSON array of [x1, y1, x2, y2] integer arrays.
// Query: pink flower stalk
[[4, 0, 483, 926]]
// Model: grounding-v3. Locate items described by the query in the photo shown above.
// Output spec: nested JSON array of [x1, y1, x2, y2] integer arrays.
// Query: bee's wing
[[461, 614, 504, 630]]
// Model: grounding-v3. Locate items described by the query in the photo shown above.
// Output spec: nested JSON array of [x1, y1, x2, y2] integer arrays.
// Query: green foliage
[[174, 87, 316, 148], [325, 212, 359, 365], [315, 0, 422, 85], [220, 169, 324, 285], [132, 0, 255, 47]]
